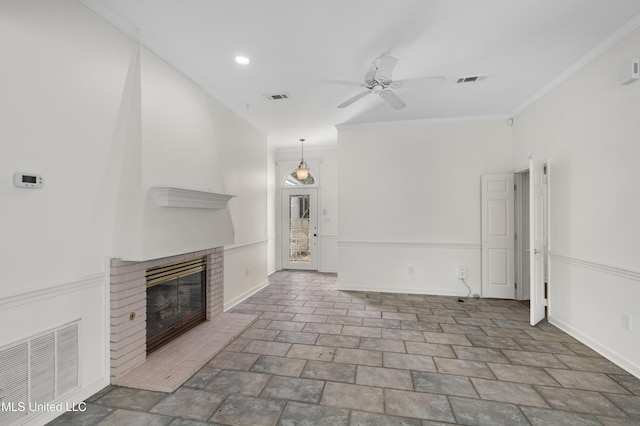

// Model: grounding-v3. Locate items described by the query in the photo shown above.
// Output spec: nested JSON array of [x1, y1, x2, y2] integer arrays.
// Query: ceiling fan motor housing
[[373, 55, 397, 84], [328, 54, 441, 110]]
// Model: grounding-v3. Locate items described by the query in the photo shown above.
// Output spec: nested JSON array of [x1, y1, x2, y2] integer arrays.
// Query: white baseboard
[[224, 280, 269, 311], [336, 283, 469, 297], [549, 314, 640, 379]]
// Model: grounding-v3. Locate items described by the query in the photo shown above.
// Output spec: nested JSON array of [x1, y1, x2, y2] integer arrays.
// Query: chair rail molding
[[224, 239, 269, 254], [549, 251, 640, 281], [0, 274, 104, 310], [337, 240, 481, 250]]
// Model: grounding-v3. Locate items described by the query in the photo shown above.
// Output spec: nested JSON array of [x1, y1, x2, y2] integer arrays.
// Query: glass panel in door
[[281, 188, 317, 270], [289, 194, 310, 263]]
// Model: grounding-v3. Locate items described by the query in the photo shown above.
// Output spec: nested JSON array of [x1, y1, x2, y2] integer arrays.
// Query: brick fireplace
[[109, 247, 224, 382]]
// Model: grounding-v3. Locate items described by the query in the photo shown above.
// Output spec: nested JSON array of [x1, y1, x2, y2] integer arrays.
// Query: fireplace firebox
[[145, 257, 207, 353]]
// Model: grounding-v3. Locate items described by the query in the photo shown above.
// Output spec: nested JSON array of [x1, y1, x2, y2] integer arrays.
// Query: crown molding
[[512, 12, 640, 117]]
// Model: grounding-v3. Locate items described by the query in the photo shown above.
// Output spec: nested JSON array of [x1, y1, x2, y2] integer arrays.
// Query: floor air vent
[[0, 322, 79, 426]]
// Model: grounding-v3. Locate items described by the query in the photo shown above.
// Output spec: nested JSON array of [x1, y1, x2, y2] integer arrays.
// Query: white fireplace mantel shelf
[[150, 187, 235, 209]]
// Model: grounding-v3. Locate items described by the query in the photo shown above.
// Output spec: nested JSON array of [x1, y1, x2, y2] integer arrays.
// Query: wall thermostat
[[13, 172, 44, 188]]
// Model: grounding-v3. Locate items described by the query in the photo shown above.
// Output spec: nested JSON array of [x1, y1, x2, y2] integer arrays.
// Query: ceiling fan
[[322, 55, 444, 110]]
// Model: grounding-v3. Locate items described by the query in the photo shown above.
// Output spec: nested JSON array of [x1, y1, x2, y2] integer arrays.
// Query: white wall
[[337, 119, 512, 295], [512, 26, 640, 376], [0, 2, 269, 423], [0, 0, 131, 291], [274, 147, 339, 273], [211, 98, 269, 310], [0, 1, 133, 423]]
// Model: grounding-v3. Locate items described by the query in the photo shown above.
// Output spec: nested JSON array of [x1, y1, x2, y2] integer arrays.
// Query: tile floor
[[50, 270, 640, 425]]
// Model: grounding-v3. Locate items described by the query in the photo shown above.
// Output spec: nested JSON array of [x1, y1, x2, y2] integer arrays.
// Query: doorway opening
[[481, 161, 549, 325], [514, 170, 530, 302]]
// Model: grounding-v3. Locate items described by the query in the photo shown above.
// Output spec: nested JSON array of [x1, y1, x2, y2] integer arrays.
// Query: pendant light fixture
[[296, 138, 309, 181]]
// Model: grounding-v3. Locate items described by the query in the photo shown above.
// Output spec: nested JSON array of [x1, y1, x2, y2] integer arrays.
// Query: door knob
[[525, 249, 541, 254]]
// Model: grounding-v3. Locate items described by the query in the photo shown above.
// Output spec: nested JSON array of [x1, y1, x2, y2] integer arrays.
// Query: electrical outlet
[[622, 313, 632, 330], [457, 265, 467, 279]]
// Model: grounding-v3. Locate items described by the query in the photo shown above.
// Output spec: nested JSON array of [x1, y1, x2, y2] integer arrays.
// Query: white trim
[[549, 251, 640, 281], [549, 314, 640, 379], [335, 114, 510, 130], [224, 239, 268, 254], [267, 234, 278, 275], [150, 187, 235, 209], [224, 280, 269, 311], [337, 283, 469, 297], [0, 274, 104, 310], [337, 240, 481, 250], [103, 258, 111, 394], [512, 12, 640, 116]]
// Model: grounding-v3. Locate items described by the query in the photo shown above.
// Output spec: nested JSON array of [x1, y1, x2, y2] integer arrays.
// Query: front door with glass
[[281, 188, 318, 270]]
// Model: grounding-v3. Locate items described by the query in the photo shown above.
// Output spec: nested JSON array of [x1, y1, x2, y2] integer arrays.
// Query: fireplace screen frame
[[145, 257, 207, 353]]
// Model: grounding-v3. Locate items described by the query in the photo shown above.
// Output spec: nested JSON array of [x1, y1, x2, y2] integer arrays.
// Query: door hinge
[[514, 233, 517, 240], [514, 282, 517, 289], [543, 299, 548, 307], [514, 184, 517, 191]]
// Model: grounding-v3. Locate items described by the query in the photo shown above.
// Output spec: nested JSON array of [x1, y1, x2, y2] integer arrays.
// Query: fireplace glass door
[[146, 257, 206, 353]]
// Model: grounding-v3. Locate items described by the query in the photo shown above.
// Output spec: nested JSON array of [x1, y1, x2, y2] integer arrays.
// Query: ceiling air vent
[[456, 74, 488, 84], [264, 93, 290, 101]]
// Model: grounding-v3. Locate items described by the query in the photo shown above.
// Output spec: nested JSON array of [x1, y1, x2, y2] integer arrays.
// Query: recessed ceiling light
[[235, 56, 250, 65]]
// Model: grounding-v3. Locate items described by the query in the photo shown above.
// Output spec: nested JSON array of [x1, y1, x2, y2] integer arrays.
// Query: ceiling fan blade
[[392, 75, 445, 89], [374, 55, 398, 82], [337, 90, 371, 108], [319, 79, 363, 87], [379, 90, 406, 110]]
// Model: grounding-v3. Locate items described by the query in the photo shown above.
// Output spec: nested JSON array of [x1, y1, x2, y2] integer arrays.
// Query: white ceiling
[[81, 0, 640, 149]]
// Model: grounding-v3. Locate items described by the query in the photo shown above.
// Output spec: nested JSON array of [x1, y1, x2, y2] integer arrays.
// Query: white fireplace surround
[[109, 247, 224, 382], [150, 187, 235, 209]]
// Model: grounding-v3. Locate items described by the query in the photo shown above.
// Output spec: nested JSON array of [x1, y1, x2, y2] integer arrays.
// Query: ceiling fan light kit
[[324, 55, 444, 110]]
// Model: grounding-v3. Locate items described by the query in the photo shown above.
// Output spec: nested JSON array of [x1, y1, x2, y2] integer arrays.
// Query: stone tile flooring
[[50, 271, 640, 425]]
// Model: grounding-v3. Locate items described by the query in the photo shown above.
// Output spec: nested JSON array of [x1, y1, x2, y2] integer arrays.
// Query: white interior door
[[514, 171, 530, 300], [281, 188, 318, 270], [481, 174, 515, 299], [529, 159, 547, 325]]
